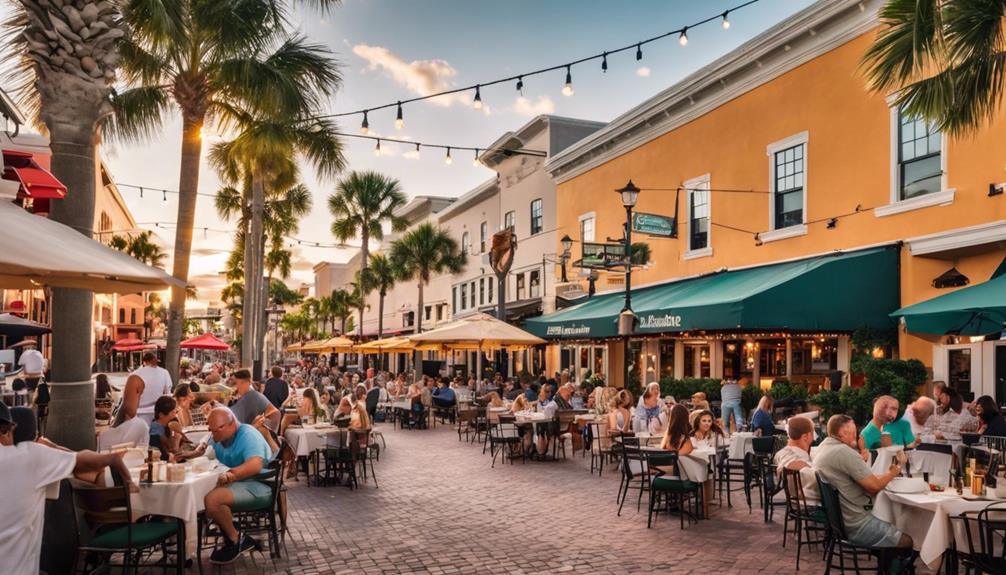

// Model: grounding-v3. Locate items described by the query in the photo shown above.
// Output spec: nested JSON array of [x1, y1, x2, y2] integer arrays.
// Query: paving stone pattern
[[215, 424, 854, 574]]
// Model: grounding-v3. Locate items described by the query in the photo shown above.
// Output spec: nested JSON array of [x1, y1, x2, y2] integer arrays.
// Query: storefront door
[[996, 345, 1006, 405]]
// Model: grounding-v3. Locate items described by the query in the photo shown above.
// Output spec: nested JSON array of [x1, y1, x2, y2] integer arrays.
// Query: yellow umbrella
[[285, 341, 305, 352], [299, 339, 329, 353], [408, 313, 545, 377], [315, 335, 356, 353], [356, 336, 413, 354]]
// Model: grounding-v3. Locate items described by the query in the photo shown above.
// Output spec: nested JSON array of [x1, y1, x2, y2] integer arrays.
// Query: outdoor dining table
[[871, 445, 955, 486], [285, 424, 345, 457], [873, 488, 1006, 570], [643, 445, 717, 518], [183, 425, 210, 446], [129, 461, 223, 558], [727, 431, 756, 459]]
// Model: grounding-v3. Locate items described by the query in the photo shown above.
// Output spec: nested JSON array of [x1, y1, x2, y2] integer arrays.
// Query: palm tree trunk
[[165, 115, 204, 383], [241, 222, 254, 368], [358, 229, 369, 371], [378, 291, 385, 370], [46, 117, 100, 452], [414, 280, 424, 382], [249, 176, 266, 379]]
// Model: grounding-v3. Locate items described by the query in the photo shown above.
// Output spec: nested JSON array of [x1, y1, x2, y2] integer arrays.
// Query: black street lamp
[[616, 180, 640, 390], [560, 234, 573, 282]]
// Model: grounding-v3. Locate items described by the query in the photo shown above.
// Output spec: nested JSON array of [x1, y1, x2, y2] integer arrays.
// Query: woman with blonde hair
[[511, 394, 531, 413], [750, 395, 776, 437], [607, 389, 633, 434]]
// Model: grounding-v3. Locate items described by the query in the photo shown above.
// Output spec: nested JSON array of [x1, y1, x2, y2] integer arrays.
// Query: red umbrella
[[111, 337, 153, 352], [180, 332, 230, 351]]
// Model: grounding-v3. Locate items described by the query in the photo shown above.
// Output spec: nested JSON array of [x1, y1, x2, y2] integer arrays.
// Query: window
[[687, 180, 710, 252], [461, 231, 470, 255], [469, 281, 476, 308], [504, 211, 515, 232], [452, 286, 457, 312], [130, 309, 137, 324], [488, 278, 494, 304], [898, 109, 942, 200], [529, 270, 540, 298], [460, 284, 468, 310], [530, 199, 543, 235], [480, 221, 488, 253], [772, 143, 805, 229], [579, 213, 595, 243], [516, 273, 525, 300], [425, 305, 431, 321], [119, 308, 125, 323], [404, 311, 415, 327], [479, 278, 485, 306], [436, 304, 443, 321]]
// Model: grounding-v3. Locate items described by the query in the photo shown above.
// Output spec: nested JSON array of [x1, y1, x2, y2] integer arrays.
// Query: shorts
[[848, 514, 903, 548], [228, 480, 273, 512]]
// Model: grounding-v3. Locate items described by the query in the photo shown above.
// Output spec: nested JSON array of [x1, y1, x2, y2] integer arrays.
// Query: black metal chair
[[781, 467, 827, 570], [488, 420, 522, 467], [616, 437, 649, 516], [816, 474, 917, 574], [954, 501, 1006, 574], [70, 475, 185, 575], [587, 420, 615, 475]]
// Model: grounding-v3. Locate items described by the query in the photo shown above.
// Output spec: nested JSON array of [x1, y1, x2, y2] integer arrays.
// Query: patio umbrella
[[0, 200, 185, 293], [180, 332, 230, 351], [298, 339, 328, 353], [408, 313, 545, 379], [0, 313, 50, 338], [285, 341, 305, 352], [111, 337, 154, 352], [314, 335, 356, 353], [355, 336, 416, 354]]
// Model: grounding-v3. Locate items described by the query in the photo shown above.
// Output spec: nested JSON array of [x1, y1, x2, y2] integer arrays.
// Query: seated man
[[860, 395, 915, 450], [813, 414, 911, 552], [202, 408, 275, 564], [98, 374, 150, 451], [902, 397, 936, 438], [552, 383, 575, 411], [774, 416, 819, 503], [228, 369, 280, 429], [431, 379, 456, 409]]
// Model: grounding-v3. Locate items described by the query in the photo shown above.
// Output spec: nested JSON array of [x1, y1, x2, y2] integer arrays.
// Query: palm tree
[[363, 252, 398, 369], [390, 223, 465, 379], [110, 231, 167, 268], [328, 171, 408, 356], [862, 0, 1006, 136], [327, 288, 358, 336], [211, 111, 343, 367], [5, 1, 123, 452], [110, 0, 342, 382]]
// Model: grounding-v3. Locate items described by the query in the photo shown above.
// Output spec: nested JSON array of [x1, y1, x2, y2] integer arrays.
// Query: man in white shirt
[[0, 401, 135, 575], [132, 352, 173, 424], [902, 397, 937, 438], [17, 342, 45, 389], [774, 416, 819, 503]]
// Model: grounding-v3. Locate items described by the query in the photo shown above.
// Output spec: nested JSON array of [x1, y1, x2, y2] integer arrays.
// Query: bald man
[[203, 408, 274, 564], [860, 395, 915, 451]]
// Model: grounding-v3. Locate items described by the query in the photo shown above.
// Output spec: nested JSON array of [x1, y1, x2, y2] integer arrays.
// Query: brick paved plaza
[[214, 423, 835, 575]]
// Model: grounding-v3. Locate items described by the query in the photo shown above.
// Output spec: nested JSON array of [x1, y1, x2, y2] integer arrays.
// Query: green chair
[[70, 476, 185, 574], [647, 452, 702, 529]]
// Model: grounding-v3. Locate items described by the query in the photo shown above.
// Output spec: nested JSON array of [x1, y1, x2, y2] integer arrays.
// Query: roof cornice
[[546, 0, 880, 184]]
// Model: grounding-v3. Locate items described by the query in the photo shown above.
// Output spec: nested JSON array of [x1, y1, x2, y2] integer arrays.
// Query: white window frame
[[578, 211, 596, 243], [683, 174, 713, 260], [479, 221, 488, 254], [876, 102, 953, 218], [762, 131, 809, 243], [461, 231, 470, 255], [530, 199, 543, 235], [504, 210, 515, 232]]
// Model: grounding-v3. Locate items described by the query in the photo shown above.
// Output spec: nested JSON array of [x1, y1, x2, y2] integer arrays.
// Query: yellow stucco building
[[528, 0, 1006, 403]]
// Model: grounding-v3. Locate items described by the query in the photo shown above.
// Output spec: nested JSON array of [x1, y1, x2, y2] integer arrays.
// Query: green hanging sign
[[632, 212, 676, 238]]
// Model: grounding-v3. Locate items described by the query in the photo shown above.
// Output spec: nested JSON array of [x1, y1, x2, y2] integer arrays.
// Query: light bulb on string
[[374, 139, 381, 156], [473, 85, 483, 110], [139, 186, 144, 198], [562, 65, 574, 97], [679, 27, 689, 46], [601, 52, 608, 73], [721, 11, 730, 29], [445, 147, 452, 165], [636, 44, 642, 61], [395, 102, 404, 130], [516, 76, 524, 94], [414, 143, 421, 159], [162, 190, 167, 201], [360, 111, 369, 134], [472, 148, 480, 167]]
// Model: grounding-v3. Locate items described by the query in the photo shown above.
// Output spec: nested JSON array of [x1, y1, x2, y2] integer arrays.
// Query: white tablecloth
[[284, 425, 344, 458], [728, 432, 756, 459], [873, 490, 1003, 569], [131, 466, 222, 557], [871, 446, 953, 486]]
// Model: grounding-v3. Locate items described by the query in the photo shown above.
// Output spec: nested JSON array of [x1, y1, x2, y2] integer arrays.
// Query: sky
[[85, 0, 816, 304]]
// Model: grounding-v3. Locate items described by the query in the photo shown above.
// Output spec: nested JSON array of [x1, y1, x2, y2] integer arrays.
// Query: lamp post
[[559, 234, 573, 283], [616, 180, 640, 390]]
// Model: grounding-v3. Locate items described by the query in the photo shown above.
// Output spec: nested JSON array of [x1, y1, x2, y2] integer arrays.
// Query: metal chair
[[955, 501, 1006, 574], [488, 420, 522, 468], [616, 437, 649, 516], [781, 467, 827, 570], [647, 451, 702, 529], [588, 420, 614, 475]]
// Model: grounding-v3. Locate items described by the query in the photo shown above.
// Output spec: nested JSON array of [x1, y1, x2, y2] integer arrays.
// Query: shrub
[[808, 357, 925, 426], [768, 379, 808, 401], [741, 384, 764, 412]]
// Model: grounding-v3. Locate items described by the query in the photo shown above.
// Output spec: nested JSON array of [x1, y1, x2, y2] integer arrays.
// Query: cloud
[[512, 95, 555, 117], [353, 44, 466, 107], [636, 66, 651, 77]]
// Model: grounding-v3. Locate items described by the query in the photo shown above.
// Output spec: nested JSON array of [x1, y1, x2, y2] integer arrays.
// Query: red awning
[[111, 337, 153, 352], [180, 332, 230, 351], [3, 149, 66, 200]]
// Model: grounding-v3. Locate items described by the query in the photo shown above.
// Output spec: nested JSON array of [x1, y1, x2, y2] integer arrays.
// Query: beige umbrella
[[0, 200, 185, 293], [314, 335, 355, 353], [408, 313, 545, 378], [285, 341, 305, 352], [299, 339, 328, 353], [356, 336, 419, 354]]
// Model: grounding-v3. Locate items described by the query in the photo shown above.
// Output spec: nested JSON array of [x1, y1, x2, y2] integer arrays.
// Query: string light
[[360, 111, 369, 134], [374, 139, 381, 156], [414, 142, 421, 159], [562, 65, 574, 97], [472, 149, 480, 167], [473, 85, 483, 110], [312, 0, 761, 125], [445, 147, 453, 165], [394, 102, 404, 130], [162, 190, 167, 201], [601, 52, 608, 73]]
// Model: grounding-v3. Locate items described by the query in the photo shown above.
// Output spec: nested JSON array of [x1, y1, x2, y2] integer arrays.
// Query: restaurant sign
[[637, 313, 683, 330], [632, 212, 677, 238], [545, 324, 592, 337], [579, 242, 626, 269]]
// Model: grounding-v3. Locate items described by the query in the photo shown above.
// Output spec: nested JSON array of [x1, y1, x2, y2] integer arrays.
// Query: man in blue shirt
[[431, 379, 456, 409], [202, 408, 274, 564]]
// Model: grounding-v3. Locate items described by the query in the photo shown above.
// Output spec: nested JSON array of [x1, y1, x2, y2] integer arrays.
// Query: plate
[[887, 477, 929, 494]]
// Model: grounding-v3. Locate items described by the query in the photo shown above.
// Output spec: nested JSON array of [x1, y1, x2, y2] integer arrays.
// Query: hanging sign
[[632, 212, 677, 238]]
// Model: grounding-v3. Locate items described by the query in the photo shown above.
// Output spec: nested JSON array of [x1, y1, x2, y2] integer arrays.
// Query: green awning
[[526, 246, 900, 339], [891, 258, 1006, 336]]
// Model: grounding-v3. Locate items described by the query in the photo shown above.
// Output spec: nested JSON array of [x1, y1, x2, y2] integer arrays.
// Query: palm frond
[[104, 85, 172, 144], [861, 0, 942, 93]]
